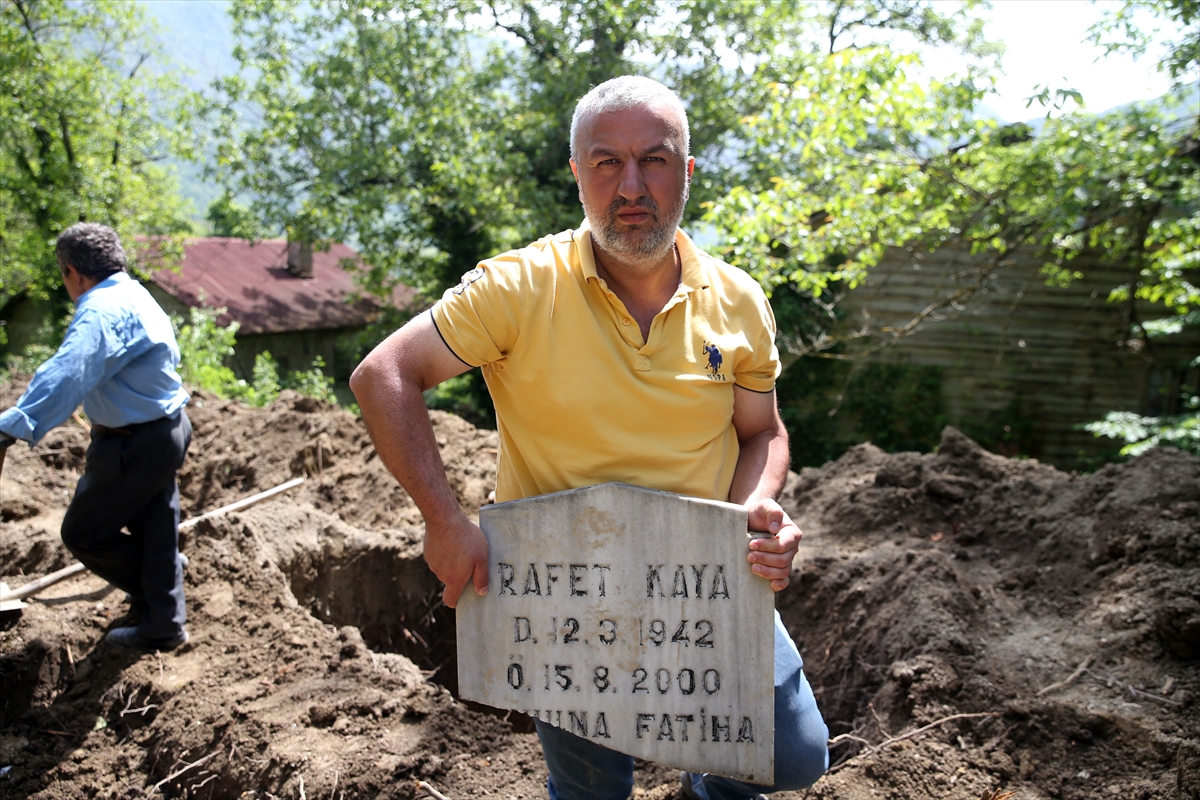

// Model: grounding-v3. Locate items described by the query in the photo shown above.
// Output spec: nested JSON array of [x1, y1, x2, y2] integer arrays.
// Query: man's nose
[[617, 160, 647, 200]]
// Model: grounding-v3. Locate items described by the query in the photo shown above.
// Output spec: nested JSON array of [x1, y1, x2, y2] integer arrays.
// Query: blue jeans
[[535, 611, 828, 800]]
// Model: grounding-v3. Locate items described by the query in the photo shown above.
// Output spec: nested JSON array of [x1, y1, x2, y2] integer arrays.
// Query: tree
[[706, 1, 1197, 365], [206, 190, 266, 239], [0, 0, 197, 328], [209, 1, 995, 424], [1088, 0, 1198, 91], [1080, 0, 1200, 457], [210, 0, 995, 301]]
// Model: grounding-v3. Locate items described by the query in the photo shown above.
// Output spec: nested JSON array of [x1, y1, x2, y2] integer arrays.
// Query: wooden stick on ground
[[827, 712, 999, 774], [179, 477, 306, 531], [0, 476, 305, 606], [417, 781, 451, 800], [1, 562, 88, 604], [1037, 655, 1094, 696]]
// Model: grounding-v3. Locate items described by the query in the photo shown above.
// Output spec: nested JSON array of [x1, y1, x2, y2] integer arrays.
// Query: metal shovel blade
[[0, 582, 28, 612]]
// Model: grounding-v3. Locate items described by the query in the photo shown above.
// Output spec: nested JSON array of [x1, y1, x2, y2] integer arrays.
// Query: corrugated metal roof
[[149, 238, 415, 335]]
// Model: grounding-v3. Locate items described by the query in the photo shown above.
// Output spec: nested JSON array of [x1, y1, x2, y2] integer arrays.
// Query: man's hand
[[423, 514, 490, 608], [728, 385, 796, 591], [745, 496, 802, 592]]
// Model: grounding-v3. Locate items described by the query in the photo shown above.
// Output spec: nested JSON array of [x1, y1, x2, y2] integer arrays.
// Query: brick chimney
[[287, 240, 313, 279]]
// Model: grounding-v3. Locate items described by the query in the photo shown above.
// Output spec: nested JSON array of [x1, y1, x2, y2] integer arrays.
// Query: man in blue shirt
[[0, 223, 192, 650]]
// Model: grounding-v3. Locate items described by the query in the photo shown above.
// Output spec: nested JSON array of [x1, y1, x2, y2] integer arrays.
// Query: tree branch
[[486, 0, 559, 64], [827, 0, 845, 54], [127, 51, 149, 80], [13, 0, 41, 43], [58, 113, 76, 167]]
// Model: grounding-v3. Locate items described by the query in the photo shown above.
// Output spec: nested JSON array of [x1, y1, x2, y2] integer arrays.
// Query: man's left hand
[[745, 497, 802, 592]]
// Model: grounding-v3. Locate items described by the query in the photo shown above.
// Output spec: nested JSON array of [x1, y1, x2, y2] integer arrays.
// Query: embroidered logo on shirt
[[702, 342, 726, 381], [451, 267, 485, 295]]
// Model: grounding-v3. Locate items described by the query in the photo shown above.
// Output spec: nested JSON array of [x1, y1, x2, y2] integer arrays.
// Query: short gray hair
[[570, 76, 690, 162], [56, 223, 127, 279]]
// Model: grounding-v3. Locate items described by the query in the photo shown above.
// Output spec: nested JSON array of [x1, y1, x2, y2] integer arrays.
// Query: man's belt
[[90, 416, 168, 439], [90, 423, 132, 437]]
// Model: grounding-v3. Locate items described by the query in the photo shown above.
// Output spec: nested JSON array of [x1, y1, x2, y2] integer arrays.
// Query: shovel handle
[[1, 562, 88, 602], [0, 476, 306, 605]]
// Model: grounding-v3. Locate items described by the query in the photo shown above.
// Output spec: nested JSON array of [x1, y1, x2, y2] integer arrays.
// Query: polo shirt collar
[[575, 219, 706, 294]]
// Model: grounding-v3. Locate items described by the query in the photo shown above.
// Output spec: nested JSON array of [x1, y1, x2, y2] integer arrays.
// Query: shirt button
[[622, 318, 631, 326]]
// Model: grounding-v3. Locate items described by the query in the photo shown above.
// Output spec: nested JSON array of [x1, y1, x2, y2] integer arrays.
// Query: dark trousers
[[61, 410, 191, 640]]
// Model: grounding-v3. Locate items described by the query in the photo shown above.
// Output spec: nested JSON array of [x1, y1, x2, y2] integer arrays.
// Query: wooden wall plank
[[828, 246, 1199, 467]]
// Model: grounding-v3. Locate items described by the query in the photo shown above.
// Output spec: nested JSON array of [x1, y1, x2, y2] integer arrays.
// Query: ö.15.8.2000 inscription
[[456, 483, 776, 784]]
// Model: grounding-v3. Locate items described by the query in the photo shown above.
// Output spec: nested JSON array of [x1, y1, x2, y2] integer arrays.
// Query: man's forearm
[[728, 427, 790, 506], [350, 317, 489, 606], [352, 364, 466, 527]]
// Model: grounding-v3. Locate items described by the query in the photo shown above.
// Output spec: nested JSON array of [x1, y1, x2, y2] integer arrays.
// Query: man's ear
[[569, 159, 584, 204]]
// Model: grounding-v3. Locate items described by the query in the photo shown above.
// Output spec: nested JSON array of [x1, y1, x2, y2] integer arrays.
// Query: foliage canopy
[[209, 0, 1197, 457], [175, 306, 336, 407], [209, 0, 996, 305], [0, 0, 197, 320], [709, 0, 1198, 363]]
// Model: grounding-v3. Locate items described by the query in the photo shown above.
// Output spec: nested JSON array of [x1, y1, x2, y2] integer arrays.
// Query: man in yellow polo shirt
[[351, 76, 827, 800]]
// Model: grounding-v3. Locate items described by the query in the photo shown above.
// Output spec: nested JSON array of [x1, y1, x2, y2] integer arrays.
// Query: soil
[[1, 380, 1197, 800]]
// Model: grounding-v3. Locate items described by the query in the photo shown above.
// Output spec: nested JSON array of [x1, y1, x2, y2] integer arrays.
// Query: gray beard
[[588, 185, 689, 266]]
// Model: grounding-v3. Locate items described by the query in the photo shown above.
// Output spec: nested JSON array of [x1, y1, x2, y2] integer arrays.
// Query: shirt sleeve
[[430, 252, 527, 369], [733, 284, 781, 394], [0, 308, 125, 443]]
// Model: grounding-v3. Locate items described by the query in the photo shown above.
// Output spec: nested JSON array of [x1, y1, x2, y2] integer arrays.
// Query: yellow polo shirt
[[431, 221, 779, 504]]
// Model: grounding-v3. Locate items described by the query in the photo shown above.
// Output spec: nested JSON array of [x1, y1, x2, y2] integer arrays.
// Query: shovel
[[0, 476, 305, 612]]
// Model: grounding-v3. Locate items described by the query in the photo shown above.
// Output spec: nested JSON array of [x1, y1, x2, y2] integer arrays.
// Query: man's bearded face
[[587, 182, 689, 263], [571, 102, 693, 266]]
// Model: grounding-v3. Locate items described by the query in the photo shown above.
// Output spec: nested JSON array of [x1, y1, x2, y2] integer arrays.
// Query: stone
[[457, 482, 774, 784]]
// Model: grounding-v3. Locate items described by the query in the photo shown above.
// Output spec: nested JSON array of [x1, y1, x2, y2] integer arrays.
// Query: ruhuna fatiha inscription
[[457, 482, 774, 784]]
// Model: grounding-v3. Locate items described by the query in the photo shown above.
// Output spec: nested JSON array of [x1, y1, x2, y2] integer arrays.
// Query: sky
[[939, 0, 1179, 121], [144, 1, 1182, 123]]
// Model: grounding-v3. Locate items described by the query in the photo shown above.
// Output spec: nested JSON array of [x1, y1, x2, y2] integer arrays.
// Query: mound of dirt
[[780, 429, 1199, 799], [178, 389, 498, 531], [1, 378, 1196, 800]]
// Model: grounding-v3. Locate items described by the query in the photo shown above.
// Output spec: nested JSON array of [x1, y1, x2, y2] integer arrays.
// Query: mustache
[[607, 195, 660, 218]]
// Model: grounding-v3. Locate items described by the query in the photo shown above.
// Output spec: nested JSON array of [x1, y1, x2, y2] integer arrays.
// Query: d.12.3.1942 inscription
[[456, 483, 775, 784]]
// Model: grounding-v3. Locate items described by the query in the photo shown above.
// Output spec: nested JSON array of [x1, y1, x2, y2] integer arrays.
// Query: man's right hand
[[424, 515, 490, 608]]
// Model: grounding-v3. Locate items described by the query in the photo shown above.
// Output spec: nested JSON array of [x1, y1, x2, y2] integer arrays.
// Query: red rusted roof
[[148, 238, 415, 335]]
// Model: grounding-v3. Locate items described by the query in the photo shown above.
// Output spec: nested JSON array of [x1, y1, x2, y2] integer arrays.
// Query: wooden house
[[838, 246, 1199, 467], [146, 238, 415, 380]]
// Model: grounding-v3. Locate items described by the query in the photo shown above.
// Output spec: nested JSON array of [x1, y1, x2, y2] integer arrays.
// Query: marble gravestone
[[457, 483, 775, 784]]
